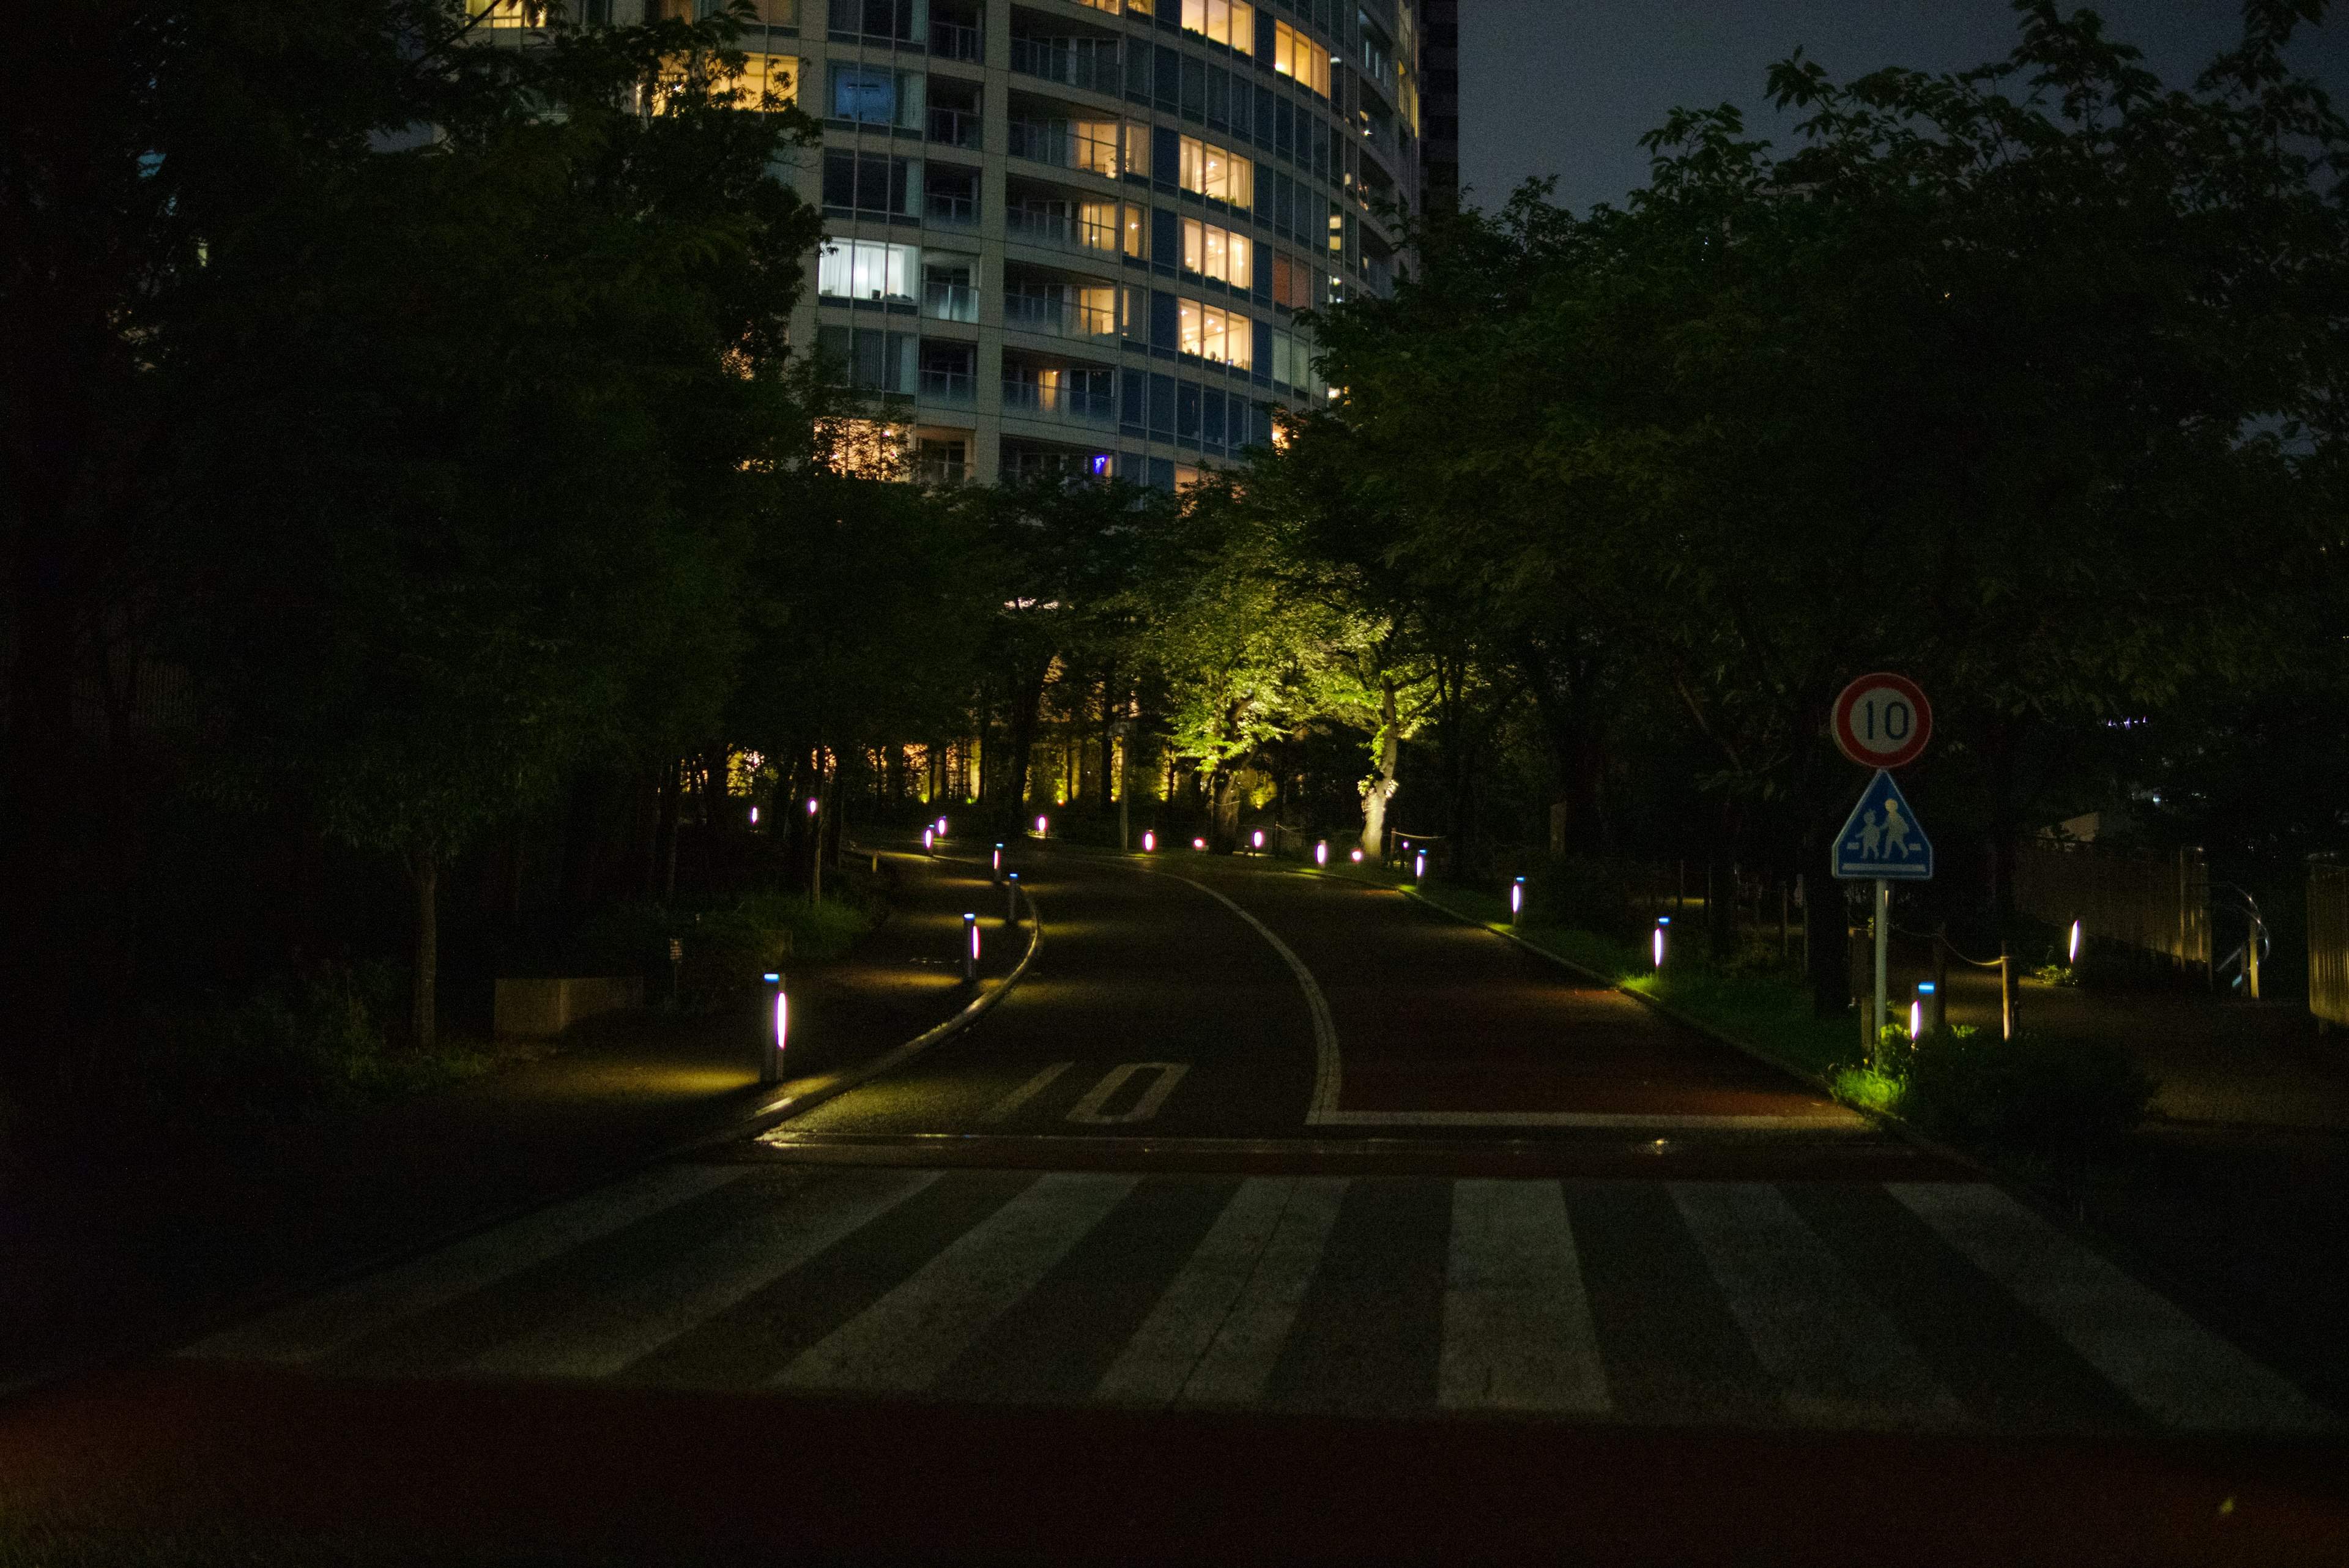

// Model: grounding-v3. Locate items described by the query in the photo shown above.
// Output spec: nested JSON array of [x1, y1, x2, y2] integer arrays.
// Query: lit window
[[818, 239, 919, 302], [1123, 121, 1151, 177], [1272, 252, 1315, 308], [1178, 299, 1254, 369], [1272, 328, 1315, 389], [1179, 135, 1255, 207], [1124, 204, 1147, 258], [1074, 120, 1121, 177], [1181, 0, 1255, 53], [1272, 20, 1330, 96], [1182, 218, 1254, 288]]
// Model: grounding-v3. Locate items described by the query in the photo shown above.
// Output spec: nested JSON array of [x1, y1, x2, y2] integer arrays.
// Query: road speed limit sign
[[1833, 673, 1932, 770]]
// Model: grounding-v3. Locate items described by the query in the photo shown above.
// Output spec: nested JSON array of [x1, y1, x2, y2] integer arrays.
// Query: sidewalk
[[0, 843, 1008, 1394]]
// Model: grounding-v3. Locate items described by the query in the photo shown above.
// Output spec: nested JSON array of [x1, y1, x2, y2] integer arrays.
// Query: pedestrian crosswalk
[[182, 1162, 2337, 1436]]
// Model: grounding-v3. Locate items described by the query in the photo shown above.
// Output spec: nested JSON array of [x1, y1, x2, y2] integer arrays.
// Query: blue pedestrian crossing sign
[[1833, 769, 1933, 880]]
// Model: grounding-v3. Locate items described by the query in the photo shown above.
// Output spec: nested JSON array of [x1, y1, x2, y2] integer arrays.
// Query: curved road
[[6, 839, 2341, 1566]]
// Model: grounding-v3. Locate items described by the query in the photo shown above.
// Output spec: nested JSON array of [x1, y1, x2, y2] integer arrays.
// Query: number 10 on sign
[[1833, 673, 1932, 771]]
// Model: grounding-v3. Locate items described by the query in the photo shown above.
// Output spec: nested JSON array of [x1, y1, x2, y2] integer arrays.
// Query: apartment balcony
[[1006, 119, 1120, 180], [927, 105, 981, 152], [1003, 204, 1124, 261], [924, 188, 980, 229], [931, 18, 981, 61], [915, 458, 976, 484], [1003, 293, 1118, 344], [920, 367, 977, 407], [1001, 377, 1116, 426], [924, 281, 980, 324], [1009, 35, 1121, 97]]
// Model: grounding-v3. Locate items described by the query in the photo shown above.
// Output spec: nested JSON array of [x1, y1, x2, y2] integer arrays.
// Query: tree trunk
[[1211, 770, 1241, 852], [1360, 674, 1400, 859], [408, 850, 439, 1052]]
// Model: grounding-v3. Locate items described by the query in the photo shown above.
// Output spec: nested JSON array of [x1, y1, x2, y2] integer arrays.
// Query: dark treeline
[[1250, 1, 2349, 1006], [6, 0, 2347, 1128]]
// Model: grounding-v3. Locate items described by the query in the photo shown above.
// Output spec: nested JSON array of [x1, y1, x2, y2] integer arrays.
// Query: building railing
[[915, 458, 976, 485], [926, 106, 981, 150], [930, 20, 981, 61], [1003, 205, 1121, 255], [1009, 35, 1121, 95], [923, 281, 979, 322], [1003, 293, 1117, 340], [1006, 118, 1119, 177], [924, 190, 979, 227], [919, 367, 976, 405], [1001, 377, 1116, 423]]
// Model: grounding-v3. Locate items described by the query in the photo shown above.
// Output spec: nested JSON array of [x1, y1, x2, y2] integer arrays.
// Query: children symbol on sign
[[1879, 800, 1915, 861], [1857, 811, 1883, 861]]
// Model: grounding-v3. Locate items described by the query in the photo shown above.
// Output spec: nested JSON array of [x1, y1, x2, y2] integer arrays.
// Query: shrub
[[1901, 1024, 2155, 1177], [565, 891, 878, 1009], [124, 960, 489, 1128]]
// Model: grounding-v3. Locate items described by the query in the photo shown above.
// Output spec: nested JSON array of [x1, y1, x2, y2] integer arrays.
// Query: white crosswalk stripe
[[1675, 1182, 1967, 1429], [1096, 1176, 1348, 1406], [1888, 1182, 2337, 1433], [466, 1169, 941, 1381], [1439, 1178, 1609, 1414], [179, 1167, 2337, 1436], [181, 1163, 749, 1366], [773, 1172, 1138, 1394]]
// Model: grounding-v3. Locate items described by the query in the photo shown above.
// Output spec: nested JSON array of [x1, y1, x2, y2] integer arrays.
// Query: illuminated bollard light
[[992, 843, 1004, 882], [922, 827, 935, 854], [759, 971, 789, 1085], [963, 913, 979, 981], [1192, 837, 1206, 850], [1141, 830, 1156, 852], [749, 806, 759, 827], [1414, 851, 1426, 882], [1653, 917, 1669, 971], [1350, 849, 1364, 863], [1510, 876, 1526, 928], [1036, 814, 1049, 838], [1006, 872, 1021, 926], [1252, 829, 1265, 851], [2068, 919, 2082, 965], [806, 797, 818, 817], [1913, 979, 1937, 1039], [1315, 841, 1328, 866], [936, 815, 949, 838]]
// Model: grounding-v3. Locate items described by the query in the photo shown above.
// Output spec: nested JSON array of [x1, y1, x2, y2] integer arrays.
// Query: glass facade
[[787, 0, 1425, 483]]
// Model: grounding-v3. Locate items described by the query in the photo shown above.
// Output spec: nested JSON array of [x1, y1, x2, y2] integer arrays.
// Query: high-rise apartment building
[[791, 0, 1433, 485], [483, 0, 1434, 486]]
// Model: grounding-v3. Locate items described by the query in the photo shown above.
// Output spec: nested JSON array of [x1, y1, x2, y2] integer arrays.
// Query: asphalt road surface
[[11, 841, 2344, 1565]]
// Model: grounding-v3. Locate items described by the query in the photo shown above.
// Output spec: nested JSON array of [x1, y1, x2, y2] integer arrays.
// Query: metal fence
[[2311, 861, 2349, 1028], [2012, 840, 2211, 970]]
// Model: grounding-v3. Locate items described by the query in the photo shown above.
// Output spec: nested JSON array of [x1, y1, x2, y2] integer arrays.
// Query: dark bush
[[1902, 1025, 2156, 1177]]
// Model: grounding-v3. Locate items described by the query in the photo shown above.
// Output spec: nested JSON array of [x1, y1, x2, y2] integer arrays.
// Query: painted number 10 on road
[[1832, 672, 1932, 770]]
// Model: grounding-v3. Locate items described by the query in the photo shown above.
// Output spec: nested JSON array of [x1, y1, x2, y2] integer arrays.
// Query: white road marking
[[1675, 1182, 1967, 1428], [983, 1062, 1074, 1123], [1439, 1179, 1611, 1414], [180, 1164, 749, 1365], [1162, 875, 1343, 1124], [1094, 1176, 1349, 1406], [1065, 1063, 1190, 1124], [1316, 1109, 1863, 1129], [464, 1169, 941, 1381], [771, 1172, 1137, 1394], [1889, 1182, 2337, 1433]]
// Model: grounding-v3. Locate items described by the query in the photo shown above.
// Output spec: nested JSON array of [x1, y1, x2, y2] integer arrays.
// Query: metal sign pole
[[1873, 879, 1890, 1066]]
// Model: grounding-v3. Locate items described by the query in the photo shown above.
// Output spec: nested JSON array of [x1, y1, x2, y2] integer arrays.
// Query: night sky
[[1461, 1, 2349, 216]]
